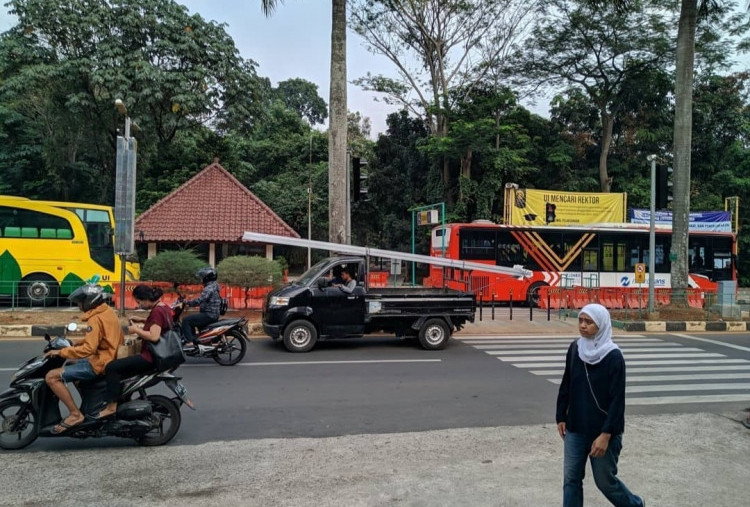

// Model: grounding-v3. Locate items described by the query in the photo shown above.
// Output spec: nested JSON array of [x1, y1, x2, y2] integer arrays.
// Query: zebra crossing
[[455, 335, 750, 406]]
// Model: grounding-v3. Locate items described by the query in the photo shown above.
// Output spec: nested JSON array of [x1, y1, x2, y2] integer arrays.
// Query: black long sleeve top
[[555, 341, 626, 437]]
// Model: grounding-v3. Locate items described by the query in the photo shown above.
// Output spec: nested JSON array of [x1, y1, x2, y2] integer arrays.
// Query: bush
[[140, 251, 205, 285], [217, 256, 283, 290]]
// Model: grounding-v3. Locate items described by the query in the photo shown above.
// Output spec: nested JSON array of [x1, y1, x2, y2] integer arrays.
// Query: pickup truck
[[262, 256, 476, 352]]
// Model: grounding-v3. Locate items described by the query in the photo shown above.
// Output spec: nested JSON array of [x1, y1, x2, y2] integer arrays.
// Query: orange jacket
[[59, 304, 124, 375]]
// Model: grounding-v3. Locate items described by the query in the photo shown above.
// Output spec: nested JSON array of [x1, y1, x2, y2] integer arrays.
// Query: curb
[[614, 320, 750, 333]]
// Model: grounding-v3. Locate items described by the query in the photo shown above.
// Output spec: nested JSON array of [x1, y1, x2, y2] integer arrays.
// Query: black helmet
[[69, 284, 106, 312], [196, 266, 217, 284]]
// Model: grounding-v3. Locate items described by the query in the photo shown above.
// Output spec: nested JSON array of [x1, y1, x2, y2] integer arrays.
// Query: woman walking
[[556, 303, 644, 507], [95, 285, 172, 419]]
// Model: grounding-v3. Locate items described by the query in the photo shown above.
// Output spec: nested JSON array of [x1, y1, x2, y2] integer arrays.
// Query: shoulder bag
[[148, 305, 185, 371]]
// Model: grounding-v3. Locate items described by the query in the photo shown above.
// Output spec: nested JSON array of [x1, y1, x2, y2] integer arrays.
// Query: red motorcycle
[[171, 300, 248, 366]]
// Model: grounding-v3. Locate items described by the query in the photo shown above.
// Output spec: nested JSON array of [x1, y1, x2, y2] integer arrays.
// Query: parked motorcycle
[[171, 300, 248, 366], [0, 324, 193, 450]]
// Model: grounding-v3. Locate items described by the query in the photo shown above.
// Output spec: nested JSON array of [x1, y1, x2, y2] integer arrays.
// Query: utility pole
[[647, 154, 657, 313]]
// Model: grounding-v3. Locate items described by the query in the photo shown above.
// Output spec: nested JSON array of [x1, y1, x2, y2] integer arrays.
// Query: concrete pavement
[[0, 412, 747, 506]]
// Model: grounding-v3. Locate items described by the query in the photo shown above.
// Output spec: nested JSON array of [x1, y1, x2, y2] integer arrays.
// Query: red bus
[[422, 220, 736, 303]]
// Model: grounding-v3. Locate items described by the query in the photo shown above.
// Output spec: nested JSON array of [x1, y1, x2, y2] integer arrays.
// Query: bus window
[[0, 206, 73, 238], [561, 232, 584, 271], [710, 237, 733, 281], [459, 229, 496, 260], [496, 231, 523, 267], [599, 234, 627, 272], [583, 249, 598, 271]]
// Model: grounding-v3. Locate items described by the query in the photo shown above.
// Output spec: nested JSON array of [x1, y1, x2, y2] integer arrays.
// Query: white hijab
[[577, 303, 620, 365]]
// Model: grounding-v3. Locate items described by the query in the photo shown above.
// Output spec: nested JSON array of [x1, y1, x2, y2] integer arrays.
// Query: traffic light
[[351, 157, 369, 202], [655, 165, 673, 209], [545, 202, 556, 223]]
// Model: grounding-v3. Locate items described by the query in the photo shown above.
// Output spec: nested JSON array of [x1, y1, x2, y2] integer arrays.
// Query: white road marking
[[670, 333, 750, 353], [626, 394, 750, 405], [627, 383, 750, 393]]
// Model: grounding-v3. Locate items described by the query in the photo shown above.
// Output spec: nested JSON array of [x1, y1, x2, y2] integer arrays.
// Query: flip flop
[[93, 410, 116, 420], [51, 418, 82, 435]]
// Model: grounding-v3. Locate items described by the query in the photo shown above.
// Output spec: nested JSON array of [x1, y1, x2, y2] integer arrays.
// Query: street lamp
[[114, 99, 138, 316], [646, 154, 657, 313]]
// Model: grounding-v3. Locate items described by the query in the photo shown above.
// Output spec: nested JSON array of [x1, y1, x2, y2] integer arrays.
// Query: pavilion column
[[265, 244, 273, 260], [147, 243, 157, 259], [209, 243, 216, 267]]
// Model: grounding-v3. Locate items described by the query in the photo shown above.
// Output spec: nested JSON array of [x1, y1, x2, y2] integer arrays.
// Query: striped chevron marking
[[454, 334, 750, 406]]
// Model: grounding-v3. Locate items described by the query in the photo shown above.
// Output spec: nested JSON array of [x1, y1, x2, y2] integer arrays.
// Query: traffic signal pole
[[647, 154, 657, 313]]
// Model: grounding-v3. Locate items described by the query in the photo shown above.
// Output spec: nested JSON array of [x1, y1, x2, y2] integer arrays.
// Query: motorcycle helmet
[[68, 284, 106, 312], [196, 266, 217, 284]]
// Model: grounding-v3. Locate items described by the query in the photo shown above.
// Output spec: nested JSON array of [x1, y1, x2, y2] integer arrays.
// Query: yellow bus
[[0, 195, 140, 306]]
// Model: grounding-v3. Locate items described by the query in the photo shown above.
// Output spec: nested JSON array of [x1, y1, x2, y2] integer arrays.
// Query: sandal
[[742, 417, 750, 429], [51, 418, 82, 435]]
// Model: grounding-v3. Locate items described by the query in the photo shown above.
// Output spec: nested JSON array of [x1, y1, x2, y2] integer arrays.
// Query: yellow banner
[[506, 188, 626, 226]]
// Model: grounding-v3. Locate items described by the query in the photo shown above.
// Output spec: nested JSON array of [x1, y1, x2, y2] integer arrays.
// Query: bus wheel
[[526, 282, 548, 308], [20, 274, 59, 307]]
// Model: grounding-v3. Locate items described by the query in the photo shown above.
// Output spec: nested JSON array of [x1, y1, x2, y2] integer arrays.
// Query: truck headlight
[[269, 296, 290, 306]]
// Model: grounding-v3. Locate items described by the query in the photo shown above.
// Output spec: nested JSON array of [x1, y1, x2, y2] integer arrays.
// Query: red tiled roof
[[135, 161, 300, 242]]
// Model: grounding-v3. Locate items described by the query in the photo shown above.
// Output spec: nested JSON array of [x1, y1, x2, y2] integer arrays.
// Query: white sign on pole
[[114, 136, 137, 255]]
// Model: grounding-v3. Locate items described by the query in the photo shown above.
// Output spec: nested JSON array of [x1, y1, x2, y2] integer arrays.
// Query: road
[[1, 331, 749, 448], [1, 332, 749, 506]]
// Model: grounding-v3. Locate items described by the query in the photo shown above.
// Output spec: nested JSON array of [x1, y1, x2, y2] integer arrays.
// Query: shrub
[[140, 250, 205, 286], [217, 255, 283, 290]]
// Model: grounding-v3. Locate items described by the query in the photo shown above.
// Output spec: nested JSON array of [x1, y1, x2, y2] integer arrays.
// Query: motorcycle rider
[[181, 266, 221, 348], [44, 284, 124, 434]]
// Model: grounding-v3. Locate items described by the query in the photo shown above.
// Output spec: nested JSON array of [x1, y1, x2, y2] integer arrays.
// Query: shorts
[[61, 360, 96, 383]]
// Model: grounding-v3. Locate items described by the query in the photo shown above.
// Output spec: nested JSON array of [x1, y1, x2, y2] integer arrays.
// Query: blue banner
[[629, 209, 732, 232]]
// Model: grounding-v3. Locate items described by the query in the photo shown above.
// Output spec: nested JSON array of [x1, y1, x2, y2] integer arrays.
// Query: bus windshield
[[67, 207, 115, 272]]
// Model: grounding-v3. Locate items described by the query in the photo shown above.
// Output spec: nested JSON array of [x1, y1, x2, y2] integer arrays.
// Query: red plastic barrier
[[625, 289, 646, 310], [368, 271, 388, 288]]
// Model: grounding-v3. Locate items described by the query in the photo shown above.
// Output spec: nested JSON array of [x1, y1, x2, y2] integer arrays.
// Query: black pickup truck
[[262, 256, 476, 352]]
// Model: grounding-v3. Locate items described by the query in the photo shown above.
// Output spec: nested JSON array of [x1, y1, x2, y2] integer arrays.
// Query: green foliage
[[274, 78, 328, 126], [217, 256, 283, 289], [140, 250, 205, 285]]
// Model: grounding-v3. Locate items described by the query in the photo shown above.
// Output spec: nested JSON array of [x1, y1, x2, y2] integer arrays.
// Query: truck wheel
[[418, 318, 450, 350], [21, 274, 59, 307], [283, 320, 318, 353]]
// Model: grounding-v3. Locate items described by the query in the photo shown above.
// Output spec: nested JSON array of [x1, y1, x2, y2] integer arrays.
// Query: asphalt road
[[1, 331, 749, 450]]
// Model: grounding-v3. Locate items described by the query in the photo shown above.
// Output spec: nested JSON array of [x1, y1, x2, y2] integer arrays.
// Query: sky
[[1, 1, 748, 138]]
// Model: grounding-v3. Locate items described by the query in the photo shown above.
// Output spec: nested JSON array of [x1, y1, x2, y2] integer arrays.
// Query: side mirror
[[66, 322, 79, 332], [317, 277, 328, 289]]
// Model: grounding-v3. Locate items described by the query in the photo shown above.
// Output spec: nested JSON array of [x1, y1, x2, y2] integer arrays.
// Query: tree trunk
[[459, 150, 473, 201], [671, 0, 697, 304], [328, 0, 348, 244], [599, 111, 614, 192]]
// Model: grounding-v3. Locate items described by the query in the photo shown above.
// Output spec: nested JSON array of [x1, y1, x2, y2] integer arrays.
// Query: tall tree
[[260, 0, 349, 244], [0, 0, 264, 204], [350, 0, 534, 205], [516, 0, 675, 192]]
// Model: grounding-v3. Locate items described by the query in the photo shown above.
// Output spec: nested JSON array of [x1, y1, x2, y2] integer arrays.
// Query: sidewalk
[[0, 412, 747, 506]]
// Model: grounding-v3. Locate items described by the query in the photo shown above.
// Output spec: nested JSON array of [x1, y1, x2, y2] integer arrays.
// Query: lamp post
[[646, 154, 657, 313], [114, 99, 138, 316]]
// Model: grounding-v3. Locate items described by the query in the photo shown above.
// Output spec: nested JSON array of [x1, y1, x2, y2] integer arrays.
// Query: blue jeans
[[563, 432, 643, 507], [61, 359, 96, 383]]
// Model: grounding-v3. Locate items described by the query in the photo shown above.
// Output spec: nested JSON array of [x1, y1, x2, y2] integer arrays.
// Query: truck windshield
[[295, 258, 334, 286]]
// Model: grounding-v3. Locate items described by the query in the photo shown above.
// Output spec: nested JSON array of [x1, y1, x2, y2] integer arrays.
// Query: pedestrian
[[556, 303, 645, 507]]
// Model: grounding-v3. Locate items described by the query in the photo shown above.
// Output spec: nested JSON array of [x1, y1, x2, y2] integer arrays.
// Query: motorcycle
[[0, 324, 193, 450], [171, 299, 248, 366]]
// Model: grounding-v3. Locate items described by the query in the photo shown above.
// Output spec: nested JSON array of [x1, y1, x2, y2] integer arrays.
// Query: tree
[[516, 0, 675, 192], [260, 0, 349, 245], [0, 0, 265, 204], [351, 0, 534, 204], [274, 78, 328, 126]]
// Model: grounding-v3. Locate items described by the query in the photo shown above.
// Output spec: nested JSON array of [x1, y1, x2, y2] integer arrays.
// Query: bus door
[[582, 249, 599, 287]]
